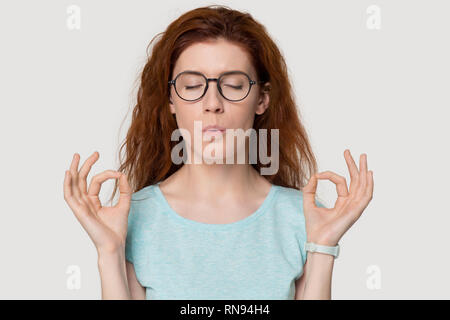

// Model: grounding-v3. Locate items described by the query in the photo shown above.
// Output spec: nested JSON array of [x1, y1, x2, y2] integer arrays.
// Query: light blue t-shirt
[[125, 182, 324, 300]]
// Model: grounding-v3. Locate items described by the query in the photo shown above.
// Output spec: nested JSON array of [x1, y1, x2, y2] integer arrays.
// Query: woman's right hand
[[63, 151, 132, 255]]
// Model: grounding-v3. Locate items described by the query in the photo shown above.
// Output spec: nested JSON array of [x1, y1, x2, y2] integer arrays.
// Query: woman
[[63, 5, 373, 300]]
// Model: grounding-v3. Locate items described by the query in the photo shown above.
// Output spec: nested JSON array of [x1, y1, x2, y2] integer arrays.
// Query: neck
[[176, 162, 263, 200]]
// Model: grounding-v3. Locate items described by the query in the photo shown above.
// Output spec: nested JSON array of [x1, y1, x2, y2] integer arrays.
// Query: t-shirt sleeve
[[125, 196, 147, 272], [125, 200, 141, 265], [124, 193, 152, 287]]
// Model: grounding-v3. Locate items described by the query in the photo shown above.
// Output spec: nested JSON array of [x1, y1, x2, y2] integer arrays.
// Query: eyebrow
[[177, 69, 251, 78]]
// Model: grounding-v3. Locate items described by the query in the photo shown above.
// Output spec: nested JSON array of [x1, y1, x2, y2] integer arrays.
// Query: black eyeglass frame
[[168, 70, 266, 102]]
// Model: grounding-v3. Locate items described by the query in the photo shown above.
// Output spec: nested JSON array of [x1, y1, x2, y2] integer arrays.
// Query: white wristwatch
[[304, 241, 340, 259]]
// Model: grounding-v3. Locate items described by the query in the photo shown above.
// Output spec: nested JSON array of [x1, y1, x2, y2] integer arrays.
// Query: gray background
[[0, 0, 448, 299]]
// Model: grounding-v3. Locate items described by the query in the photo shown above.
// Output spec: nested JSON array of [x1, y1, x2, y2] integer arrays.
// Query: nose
[[202, 81, 224, 113]]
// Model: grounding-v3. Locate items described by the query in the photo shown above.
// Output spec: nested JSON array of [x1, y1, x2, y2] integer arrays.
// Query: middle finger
[[78, 151, 99, 195], [355, 153, 368, 199]]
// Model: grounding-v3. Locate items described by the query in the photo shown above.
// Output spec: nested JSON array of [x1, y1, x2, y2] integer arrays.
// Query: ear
[[255, 82, 270, 115], [169, 93, 176, 114]]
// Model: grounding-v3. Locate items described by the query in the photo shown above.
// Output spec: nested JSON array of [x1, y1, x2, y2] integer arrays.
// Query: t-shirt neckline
[[154, 182, 278, 231]]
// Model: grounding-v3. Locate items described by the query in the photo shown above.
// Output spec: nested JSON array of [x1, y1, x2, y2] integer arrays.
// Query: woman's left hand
[[301, 149, 374, 246]]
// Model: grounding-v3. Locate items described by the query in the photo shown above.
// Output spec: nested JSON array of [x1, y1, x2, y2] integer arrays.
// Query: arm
[[294, 270, 306, 299], [97, 246, 146, 300], [97, 246, 132, 300], [126, 261, 146, 299], [299, 150, 374, 299], [63, 152, 137, 299], [295, 251, 335, 300]]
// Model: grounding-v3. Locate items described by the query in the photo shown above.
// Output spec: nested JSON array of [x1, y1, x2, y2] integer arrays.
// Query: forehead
[[173, 38, 255, 78]]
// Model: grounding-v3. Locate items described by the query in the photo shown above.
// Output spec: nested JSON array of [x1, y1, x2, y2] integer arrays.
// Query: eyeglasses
[[168, 70, 266, 102]]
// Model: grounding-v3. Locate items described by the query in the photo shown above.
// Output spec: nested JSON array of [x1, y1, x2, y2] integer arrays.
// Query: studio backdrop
[[0, 0, 448, 299]]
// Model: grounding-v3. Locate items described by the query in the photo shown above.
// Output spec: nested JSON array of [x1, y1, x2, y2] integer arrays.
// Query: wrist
[[97, 245, 125, 266], [97, 240, 125, 255], [306, 238, 339, 247], [304, 240, 340, 259]]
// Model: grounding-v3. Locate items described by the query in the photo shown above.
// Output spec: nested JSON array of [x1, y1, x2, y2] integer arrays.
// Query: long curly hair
[[108, 4, 318, 204]]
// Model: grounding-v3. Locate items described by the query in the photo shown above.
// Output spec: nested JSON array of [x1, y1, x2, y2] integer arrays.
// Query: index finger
[[87, 170, 122, 211], [315, 170, 349, 210], [315, 170, 349, 197]]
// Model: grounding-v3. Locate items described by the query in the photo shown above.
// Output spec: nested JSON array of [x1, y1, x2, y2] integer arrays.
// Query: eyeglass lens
[[175, 72, 250, 101]]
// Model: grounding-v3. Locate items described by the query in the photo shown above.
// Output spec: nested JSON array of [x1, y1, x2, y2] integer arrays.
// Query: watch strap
[[304, 241, 340, 259]]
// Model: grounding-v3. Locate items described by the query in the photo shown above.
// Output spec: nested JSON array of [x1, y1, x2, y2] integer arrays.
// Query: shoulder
[[274, 185, 302, 200], [274, 184, 326, 207], [131, 183, 158, 199], [130, 184, 163, 210], [273, 185, 303, 210], [269, 185, 305, 228], [127, 184, 164, 232], [272, 184, 327, 220]]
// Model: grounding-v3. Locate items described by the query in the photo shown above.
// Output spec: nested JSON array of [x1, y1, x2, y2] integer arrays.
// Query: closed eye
[[185, 85, 203, 90], [224, 85, 243, 89]]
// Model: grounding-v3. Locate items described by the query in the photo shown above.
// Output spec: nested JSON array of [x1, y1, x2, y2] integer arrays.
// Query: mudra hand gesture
[[302, 149, 374, 247], [63, 152, 132, 254]]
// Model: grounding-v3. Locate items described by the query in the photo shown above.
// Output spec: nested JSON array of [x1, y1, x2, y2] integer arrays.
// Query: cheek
[[231, 104, 258, 129], [172, 105, 197, 129]]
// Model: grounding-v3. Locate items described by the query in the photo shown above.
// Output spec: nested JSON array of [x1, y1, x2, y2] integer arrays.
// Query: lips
[[202, 125, 226, 132]]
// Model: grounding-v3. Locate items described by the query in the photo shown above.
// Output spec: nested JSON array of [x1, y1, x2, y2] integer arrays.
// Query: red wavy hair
[[108, 4, 318, 204]]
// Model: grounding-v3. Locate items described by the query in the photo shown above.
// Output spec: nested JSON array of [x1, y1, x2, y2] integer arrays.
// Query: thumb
[[302, 174, 318, 210], [116, 173, 132, 212]]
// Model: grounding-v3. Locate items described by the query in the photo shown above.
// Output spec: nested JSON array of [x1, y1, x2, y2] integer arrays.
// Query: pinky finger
[[366, 170, 374, 200]]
